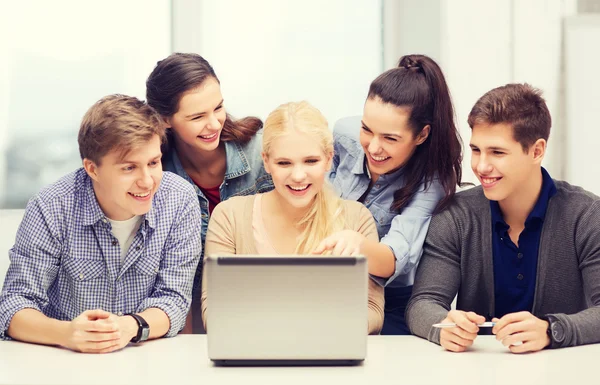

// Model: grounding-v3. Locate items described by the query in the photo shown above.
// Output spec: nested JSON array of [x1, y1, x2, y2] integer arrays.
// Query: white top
[[0, 335, 598, 385], [107, 215, 142, 264]]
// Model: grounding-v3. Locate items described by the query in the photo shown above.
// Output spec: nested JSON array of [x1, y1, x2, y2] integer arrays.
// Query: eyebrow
[[185, 99, 224, 118], [117, 154, 162, 165], [469, 144, 508, 151], [361, 121, 402, 138]]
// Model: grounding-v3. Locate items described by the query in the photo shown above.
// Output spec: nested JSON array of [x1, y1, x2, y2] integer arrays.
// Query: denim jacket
[[329, 116, 444, 288], [162, 130, 274, 266]]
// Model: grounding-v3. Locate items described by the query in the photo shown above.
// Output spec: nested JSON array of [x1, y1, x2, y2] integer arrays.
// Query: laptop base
[[212, 359, 364, 367]]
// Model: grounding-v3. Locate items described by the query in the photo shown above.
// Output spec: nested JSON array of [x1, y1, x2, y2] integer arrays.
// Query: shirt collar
[[351, 152, 405, 182], [489, 167, 557, 231], [166, 139, 251, 181]]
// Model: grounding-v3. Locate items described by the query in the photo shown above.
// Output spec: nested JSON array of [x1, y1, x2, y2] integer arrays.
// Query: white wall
[[565, 14, 600, 193], [0, 0, 171, 208], [173, 0, 383, 126], [388, 0, 588, 189]]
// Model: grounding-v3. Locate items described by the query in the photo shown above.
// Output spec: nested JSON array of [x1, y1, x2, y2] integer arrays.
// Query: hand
[[312, 230, 365, 256], [439, 310, 486, 352], [61, 309, 121, 353], [492, 311, 550, 353]]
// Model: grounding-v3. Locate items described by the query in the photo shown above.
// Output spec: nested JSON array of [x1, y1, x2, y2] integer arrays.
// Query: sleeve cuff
[[0, 300, 43, 341], [136, 300, 186, 338]]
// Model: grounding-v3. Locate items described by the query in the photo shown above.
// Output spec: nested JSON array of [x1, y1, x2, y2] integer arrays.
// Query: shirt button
[[365, 199, 370, 204], [112, 240, 118, 246], [517, 253, 523, 259], [79, 273, 84, 280], [374, 184, 380, 188], [102, 218, 108, 224], [154, 267, 159, 273], [517, 273, 524, 280], [136, 246, 141, 251], [117, 311, 123, 316]]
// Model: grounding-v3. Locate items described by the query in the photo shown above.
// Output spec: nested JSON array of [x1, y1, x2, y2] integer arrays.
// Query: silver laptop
[[205, 254, 368, 366]]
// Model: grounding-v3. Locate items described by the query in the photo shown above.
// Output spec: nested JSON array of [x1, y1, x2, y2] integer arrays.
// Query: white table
[[0, 335, 596, 385]]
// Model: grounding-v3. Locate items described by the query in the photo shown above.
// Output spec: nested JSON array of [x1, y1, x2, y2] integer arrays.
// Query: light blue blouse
[[329, 116, 444, 288]]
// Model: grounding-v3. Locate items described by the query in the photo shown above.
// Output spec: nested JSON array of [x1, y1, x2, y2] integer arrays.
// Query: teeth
[[200, 133, 217, 139], [289, 185, 308, 191], [131, 192, 150, 197], [371, 154, 389, 161], [482, 178, 499, 184]]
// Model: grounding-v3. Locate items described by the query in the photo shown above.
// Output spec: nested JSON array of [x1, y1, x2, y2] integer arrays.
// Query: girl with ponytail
[[201, 101, 384, 334], [317, 54, 464, 335]]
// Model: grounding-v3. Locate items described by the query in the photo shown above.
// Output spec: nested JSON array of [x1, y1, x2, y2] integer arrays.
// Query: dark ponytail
[[146, 52, 261, 144], [367, 54, 464, 213]]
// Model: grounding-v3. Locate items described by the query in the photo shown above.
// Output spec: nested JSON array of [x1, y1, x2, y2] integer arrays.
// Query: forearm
[[361, 237, 395, 278], [7, 308, 69, 346], [551, 307, 600, 348], [367, 278, 384, 334]]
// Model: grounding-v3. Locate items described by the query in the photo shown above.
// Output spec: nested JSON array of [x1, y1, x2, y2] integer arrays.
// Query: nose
[[207, 113, 222, 130], [291, 164, 307, 182], [137, 167, 153, 189], [367, 136, 382, 154], [475, 154, 493, 175]]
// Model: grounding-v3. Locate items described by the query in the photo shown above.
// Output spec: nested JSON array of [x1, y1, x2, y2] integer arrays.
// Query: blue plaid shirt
[[0, 168, 202, 340]]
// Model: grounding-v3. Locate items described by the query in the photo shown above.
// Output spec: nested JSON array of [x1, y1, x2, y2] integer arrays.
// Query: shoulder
[[340, 199, 374, 223], [332, 116, 364, 164], [551, 180, 600, 220], [157, 172, 196, 199], [214, 195, 255, 217], [36, 168, 84, 203], [434, 186, 488, 223]]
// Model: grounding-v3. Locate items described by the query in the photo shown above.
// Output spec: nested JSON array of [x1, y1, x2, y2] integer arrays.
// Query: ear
[[161, 116, 172, 130], [530, 138, 547, 164], [416, 125, 430, 146], [324, 150, 333, 171], [83, 158, 100, 182], [261, 152, 271, 174]]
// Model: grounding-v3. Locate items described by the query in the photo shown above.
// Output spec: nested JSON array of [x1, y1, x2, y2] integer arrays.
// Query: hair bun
[[399, 56, 422, 71]]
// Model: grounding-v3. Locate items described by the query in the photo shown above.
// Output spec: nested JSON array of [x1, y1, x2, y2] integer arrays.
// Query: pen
[[432, 321, 496, 328]]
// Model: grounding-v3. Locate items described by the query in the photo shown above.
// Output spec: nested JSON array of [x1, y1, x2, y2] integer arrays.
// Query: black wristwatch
[[543, 314, 565, 349], [128, 314, 150, 343]]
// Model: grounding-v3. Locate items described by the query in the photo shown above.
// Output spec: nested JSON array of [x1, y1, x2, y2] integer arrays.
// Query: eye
[[361, 126, 372, 134], [384, 136, 397, 142], [276, 161, 291, 166], [149, 160, 160, 167], [493, 151, 505, 155], [123, 165, 135, 172], [471, 148, 480, 153], [305, 159, 320, 164], [191, 115, 204, 121], [215, 104, 223, 111]]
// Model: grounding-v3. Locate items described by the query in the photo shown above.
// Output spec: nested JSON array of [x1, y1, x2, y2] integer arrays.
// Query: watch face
[[551, 321, 565, 343], [141, 328, 150, 342]]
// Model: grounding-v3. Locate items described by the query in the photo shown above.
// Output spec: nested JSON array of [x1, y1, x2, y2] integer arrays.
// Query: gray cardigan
[[406, 180, 600, 348]]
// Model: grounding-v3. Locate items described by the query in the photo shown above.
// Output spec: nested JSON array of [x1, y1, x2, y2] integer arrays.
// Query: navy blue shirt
[[491, 167, 557, 318]]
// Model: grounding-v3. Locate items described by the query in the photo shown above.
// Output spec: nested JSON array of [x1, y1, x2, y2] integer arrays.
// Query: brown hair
[[367, 54, 464, 214], [146, 52, 261, 144], [78, 94, 165, 164], [467, 83, 551, 152]]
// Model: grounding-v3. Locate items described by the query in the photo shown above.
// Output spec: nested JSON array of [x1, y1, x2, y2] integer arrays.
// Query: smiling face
[[167, 77, 227, 153], [470, 122, 545, 203], [84, 134, 163, 221], [360, 98, 429, 180], [262, 129, 332, 211]]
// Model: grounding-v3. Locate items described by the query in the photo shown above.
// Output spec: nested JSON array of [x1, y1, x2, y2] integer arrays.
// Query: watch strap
[[127, 313, 149, 343]]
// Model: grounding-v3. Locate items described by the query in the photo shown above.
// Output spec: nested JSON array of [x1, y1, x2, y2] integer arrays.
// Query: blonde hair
[[263, 101, 346, 254], [78, 94, 165, 165]]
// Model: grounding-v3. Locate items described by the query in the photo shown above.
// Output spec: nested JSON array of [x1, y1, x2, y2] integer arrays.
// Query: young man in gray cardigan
[[406, 83, 600, 354]]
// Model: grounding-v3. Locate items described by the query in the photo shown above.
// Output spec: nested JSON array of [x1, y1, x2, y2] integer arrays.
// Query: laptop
[[204, 254, 369, 366]]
